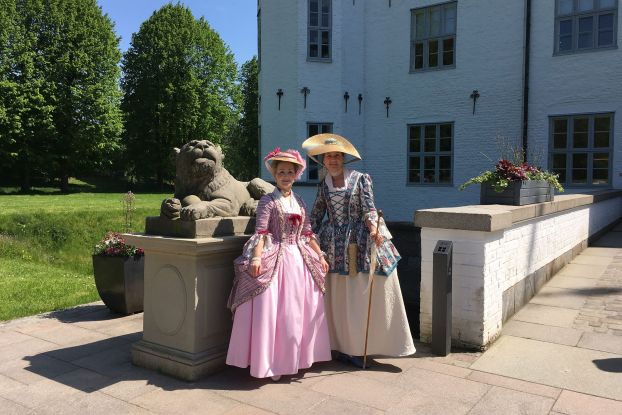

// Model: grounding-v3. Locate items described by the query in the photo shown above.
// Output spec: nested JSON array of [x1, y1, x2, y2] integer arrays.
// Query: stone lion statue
[[160, 140, 274, 221]]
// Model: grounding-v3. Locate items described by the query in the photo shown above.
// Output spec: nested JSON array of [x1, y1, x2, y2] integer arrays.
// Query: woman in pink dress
[[226, 148, 331, 381]]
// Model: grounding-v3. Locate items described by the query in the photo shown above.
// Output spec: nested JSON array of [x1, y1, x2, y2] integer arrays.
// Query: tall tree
[[225, 56, 258, 181], [0, 0, 123, 192], [121, 4, 239, 185]]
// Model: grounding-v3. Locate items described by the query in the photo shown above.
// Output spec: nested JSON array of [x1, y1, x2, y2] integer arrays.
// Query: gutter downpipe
[[522, 0, 531, 162]]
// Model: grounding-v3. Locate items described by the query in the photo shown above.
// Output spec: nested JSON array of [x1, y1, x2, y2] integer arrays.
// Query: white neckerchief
[[326, 168, 352, 192], [273, 188, 301, 214]]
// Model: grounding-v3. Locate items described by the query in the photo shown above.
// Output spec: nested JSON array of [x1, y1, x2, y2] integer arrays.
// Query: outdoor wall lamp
[[384, 96, 392, 118], [344, 91, 350, 112], [276, 88, 284, 110], [300, 87, 310, 109], [358, 93, 363, 115], [470, 90, 480, 115]]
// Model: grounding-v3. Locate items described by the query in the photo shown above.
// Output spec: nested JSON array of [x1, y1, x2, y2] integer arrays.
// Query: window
[[308, 0, 331, 60], [307, 122, 332, 181], [549, 113, 613, 186], [410, 2, 457, 71], [555, 0, 618, 54], [408, 123, 453, 185]]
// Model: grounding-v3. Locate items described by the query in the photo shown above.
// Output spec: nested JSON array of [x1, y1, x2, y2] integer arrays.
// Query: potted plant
[[460, 159, 564, 206], [92, 192, 145, 314]]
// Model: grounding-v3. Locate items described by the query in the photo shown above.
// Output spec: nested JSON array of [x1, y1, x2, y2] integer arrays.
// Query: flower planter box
[[480, 180, 554, 206], [92, 255, 144, 314]]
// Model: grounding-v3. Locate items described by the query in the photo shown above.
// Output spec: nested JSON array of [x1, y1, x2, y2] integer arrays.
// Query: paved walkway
[[1, 226, 621, 414]]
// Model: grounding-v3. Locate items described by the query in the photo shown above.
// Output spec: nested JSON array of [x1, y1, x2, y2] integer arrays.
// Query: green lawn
[[0, 191, 168, 321]]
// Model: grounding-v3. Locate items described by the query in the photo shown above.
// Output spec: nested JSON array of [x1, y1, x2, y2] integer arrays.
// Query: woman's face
[[274, 161, 297, 192], [324, 152, 344, 177]]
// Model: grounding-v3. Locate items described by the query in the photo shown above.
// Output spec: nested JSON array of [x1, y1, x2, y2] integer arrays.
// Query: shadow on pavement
[[593, 358, 622, 373]]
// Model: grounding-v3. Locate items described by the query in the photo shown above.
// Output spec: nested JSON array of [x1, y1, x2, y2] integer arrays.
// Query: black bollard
[[432, 240, 453, 356]]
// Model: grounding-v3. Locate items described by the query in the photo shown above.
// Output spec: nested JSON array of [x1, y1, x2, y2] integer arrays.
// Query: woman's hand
[[320, 256, 329, 274], [369, 226, 383, 246], [249, 258, 261, 278]]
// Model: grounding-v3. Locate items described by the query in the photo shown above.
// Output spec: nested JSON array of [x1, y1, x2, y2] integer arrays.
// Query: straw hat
[[263, 148, 306, 180], [301, 133, 361, 164]]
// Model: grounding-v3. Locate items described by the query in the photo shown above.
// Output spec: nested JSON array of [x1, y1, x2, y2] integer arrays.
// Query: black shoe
[[336, 353, 369, 369]]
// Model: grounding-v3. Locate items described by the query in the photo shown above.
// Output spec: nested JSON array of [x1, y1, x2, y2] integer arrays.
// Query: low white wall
[[416, 192, 622, 349]]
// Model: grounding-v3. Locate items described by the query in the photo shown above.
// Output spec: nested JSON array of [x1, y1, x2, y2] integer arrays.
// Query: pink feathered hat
[[263, 147, 306, 180]]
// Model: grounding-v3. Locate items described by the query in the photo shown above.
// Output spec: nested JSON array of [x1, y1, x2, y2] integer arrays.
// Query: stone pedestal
[[124, 230, 250, 381]]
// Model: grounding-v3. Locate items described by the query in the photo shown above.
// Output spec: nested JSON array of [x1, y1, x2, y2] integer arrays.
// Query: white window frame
[[407, 122, 454, 186], [306, 122, 332, 182], [308, 0, 332, 61], [549, 112, 614, 187], [410, 1, 457, 72], [554, 0, 618, 54]]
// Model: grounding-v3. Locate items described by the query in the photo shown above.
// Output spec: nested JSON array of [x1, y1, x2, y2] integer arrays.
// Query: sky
[[97, 0, 258, 65]]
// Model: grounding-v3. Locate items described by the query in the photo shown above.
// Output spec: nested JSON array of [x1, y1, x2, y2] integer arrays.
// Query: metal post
[[432, 240, 453, 356]]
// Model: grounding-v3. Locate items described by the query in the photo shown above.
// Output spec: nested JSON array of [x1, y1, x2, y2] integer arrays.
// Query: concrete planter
[[480, 180, 554, 206], [92, 255, 144, 314]]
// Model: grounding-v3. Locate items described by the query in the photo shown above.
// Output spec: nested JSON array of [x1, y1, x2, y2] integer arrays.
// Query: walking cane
[[363, 210, 383, 369]]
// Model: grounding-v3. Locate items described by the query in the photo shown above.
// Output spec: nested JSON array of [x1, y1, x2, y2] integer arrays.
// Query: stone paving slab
[[512, 303, 579, 328], [556, 263, 609, 279], [470, 335, 622, 401], [552, 390, 622, 415], [529, 286, 589, 309], [467, 386, 555, 415], [500, 320, 583, 346], [578, 331, 622, 354]]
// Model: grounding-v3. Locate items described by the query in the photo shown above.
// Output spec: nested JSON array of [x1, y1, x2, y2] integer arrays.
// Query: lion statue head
[[174, 140, 225, 200]]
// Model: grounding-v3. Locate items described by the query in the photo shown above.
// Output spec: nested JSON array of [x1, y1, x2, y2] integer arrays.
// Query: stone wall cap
[[414, 190, 622, 232]]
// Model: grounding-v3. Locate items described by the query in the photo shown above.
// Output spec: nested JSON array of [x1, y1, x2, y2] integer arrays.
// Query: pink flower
[[263, 147, 281, 162]]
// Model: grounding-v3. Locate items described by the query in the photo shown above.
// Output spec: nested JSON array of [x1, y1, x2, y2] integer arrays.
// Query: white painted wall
[[419, 196, 622, 347], [528, 1, 622, 190], [259, 0, 621, 221]]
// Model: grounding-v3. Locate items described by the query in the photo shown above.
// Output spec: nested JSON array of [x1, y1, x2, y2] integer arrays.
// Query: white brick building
[[258, 0, 621, 221]]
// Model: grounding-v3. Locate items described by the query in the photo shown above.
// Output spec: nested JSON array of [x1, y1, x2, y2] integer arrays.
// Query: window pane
[[559, 20, 573, 51], [440, 138, 451, 151], [600, 0, 616, 8], [409, 126, 421, 152], [322, 12, 329, 27], [321, 31, 329, 44], [310, 0, 318, 13], [424, 170, 436, 183], [310, 30, 318, 43], [321, 0, 329, 13], [573, 153, 588, 168], [321, 124, 332, 133], [598, 14, 615, 46], [553, 153, 567, 183], [593, 169, 609, 184], [578, 0, 594, 12], [573, 118, 589, 148], [444, 4, 457, 34], [409, 156, 420, 170], [599, 29, 614, 46], [321, 44, 329, 58], [424, 138, 436, 152], [553, 153, 567, 169], [553, 119, 568, 149], [415, 42, 424, 69], [424, 156, 435, 169], [308, 158, 318, 180], [572, 169, 587, 184], [425, 125, 436, 139], [415, 12, 425, 39], [309, 44, 318, 57], [578, 17, 594, 48], [594, 117, 610, 147], [310, 12, 318, 26], [439, 170, 451, 183], [430, 7, 441, 36], [594, 132, 610, 148], [409, 170, 421, 183], [558, 0, 573, 15], [593, 152, 609, 169], [440, 123, 452, 138], [429, 40, 439, 67], [439, 156, 451, 169], [443, 38, 454, 65]]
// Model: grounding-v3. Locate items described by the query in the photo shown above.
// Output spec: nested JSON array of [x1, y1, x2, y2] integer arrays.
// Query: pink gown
[[226, 190, 331, 378]]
